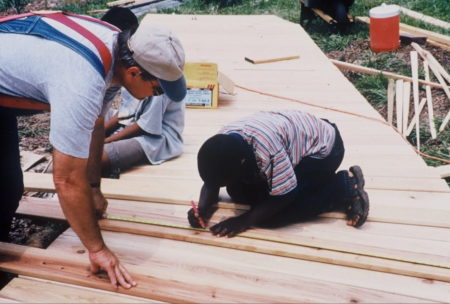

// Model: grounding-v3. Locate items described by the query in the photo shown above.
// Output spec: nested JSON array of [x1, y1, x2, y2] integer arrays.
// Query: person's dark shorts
[[104, 138, 148, 171]]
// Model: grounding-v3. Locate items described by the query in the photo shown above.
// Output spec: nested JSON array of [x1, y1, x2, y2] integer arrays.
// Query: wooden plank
[[424, 61, 437, 138], [0, 243, 286, 303], [387, 79, 395, 125], [427, 39, 450, 52], [410, 43, 450, 131], [420, 48, 450, 85], [217, 71, 235, 94], [20, 151, 45, 172], [17, 197, 450, 264], [435, 164, 450, 178], [87, 9, 108, 14], [0, 277, 153, 303], [410, 51, 421, 150], [0, 297, 20, 303], [405, 98, 427, 136], [22, 170, 450, 211], [245, 54, 300, 65], [331, 59, 449, 90], [1, 241, 442, 303], [399, 7, 450, 30], [402, 81, 411, 135], [107, 0, 135, 7], [396, 79, 404, 133]]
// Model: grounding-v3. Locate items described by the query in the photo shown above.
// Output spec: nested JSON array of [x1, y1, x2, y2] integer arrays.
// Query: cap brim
[[158, 75, 187, 102]]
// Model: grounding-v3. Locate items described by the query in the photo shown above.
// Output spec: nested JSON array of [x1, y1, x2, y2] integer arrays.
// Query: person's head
[[197, 134, 245, 187], [101, 7, 139, 34], [115, 24, 187, 102]]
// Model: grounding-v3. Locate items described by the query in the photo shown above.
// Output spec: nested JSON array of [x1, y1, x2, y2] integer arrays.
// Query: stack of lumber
[[3, 15, 450, 302]]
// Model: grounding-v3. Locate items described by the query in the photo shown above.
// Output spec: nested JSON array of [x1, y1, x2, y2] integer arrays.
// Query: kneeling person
[[102, 89, 185, 175], [188, 110, 369, 237]]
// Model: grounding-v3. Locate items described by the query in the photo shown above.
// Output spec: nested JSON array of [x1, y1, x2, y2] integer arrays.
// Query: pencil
[[190, 200, 206, 229]]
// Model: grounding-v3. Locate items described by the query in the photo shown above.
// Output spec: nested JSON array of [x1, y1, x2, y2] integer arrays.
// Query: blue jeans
[[0, 107, 23, 241], [0, 15, 105, 78], [226, 122, 353, 227]]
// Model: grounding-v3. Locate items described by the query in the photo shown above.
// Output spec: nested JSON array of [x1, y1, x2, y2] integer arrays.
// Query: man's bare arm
[[53, 148, 136, 289], [187, 183, 220, 228], [104, 112, 120, 137], [104, 122, 147, 144], [87, 117, 108, 218]]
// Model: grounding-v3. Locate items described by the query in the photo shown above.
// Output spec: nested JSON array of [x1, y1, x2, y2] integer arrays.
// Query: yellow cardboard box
[[183, 62, 219, 109]]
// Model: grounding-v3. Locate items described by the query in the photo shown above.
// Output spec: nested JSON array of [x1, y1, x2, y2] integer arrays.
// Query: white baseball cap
[[129, 24, 187, 102]]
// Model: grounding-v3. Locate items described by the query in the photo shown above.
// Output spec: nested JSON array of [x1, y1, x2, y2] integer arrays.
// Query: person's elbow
[[53, 172, 79, 192], [52, 150, 88, 192]]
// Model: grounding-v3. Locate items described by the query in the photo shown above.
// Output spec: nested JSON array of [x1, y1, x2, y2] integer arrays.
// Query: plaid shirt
[[219, 110, 336, 196]]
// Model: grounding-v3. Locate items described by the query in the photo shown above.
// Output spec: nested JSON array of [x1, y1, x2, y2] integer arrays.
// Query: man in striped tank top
[[188, 110, 369, 237]]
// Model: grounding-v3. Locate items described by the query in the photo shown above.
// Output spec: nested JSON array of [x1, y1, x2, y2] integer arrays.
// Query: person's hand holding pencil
[[188, 200, 206, 229]]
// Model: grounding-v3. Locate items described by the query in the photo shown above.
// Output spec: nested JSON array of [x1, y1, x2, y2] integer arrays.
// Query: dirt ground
[[9, 215, 69, 248]]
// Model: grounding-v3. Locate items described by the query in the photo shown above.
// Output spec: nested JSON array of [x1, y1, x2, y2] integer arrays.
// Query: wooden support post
[[403, 81, 411, 135], [405, 98, 427, 136], [411, 43, 450, 132], [395, 79, 404, 133], [387, 79, 395, 125], [410, 51, 421, 150], [424, 62, 437, 139]]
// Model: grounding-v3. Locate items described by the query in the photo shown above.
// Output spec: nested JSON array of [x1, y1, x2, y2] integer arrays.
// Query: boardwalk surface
[[2, 15, 450, 303]]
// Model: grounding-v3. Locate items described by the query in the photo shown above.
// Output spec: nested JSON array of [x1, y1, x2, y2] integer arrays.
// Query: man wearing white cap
[[0, 12, 186, 289]]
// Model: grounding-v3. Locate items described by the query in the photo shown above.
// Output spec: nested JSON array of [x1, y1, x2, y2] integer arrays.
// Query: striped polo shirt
[[219, 110, 336, 196]]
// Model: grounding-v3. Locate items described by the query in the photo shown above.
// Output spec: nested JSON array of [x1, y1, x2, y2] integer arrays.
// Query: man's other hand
[[89, 245, 137, 289], [91, 188, 108, 219]]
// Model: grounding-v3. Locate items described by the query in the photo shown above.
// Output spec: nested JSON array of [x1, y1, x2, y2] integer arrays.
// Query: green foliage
[[354, 74, 388, 108], [53, 0, 109, 15], [0, 0, 30, 13], [18, 125, 49, 138], [406, 117, 450, 167], [162, 0, 300, 24]]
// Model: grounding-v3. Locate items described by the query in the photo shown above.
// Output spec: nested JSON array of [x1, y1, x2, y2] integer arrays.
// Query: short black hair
[[197, 134, 245, 187], [101, 7, 139, 34], [117, 29, 154, 81]]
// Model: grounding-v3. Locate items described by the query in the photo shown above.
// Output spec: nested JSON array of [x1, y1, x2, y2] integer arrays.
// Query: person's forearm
[[53, 150, 104, 252], [198, 183, 220, 215], [87, 117, 105, 184], [246, 193, 296, 226], [104, 112, 120, 137], [104, 123, 147, 144]]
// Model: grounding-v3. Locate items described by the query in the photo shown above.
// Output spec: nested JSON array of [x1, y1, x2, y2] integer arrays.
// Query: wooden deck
[[2, 15, 450, 303]]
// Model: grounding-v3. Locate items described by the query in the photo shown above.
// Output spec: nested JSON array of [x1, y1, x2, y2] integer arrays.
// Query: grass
[[354, 73, 388, 109], [54, 0, 109, 14], [161, 0, 300, 23], [18, 125, 49, 138]]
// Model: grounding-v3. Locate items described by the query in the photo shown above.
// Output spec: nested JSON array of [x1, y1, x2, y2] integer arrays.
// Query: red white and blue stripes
[[219, 110, 336, 196]]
